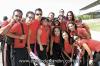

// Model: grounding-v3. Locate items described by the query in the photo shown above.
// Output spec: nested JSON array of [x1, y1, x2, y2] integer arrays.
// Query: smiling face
[[54, 28, 60, 36], [58, 15, 64, 22], [26, 13, 34, 24], [13, 11, 22, 22], [62, 31, 69, 40], [48, 12, 55, 20], [35, 10, 42, 20], [67, 12, 73, 20], [75, 37, 81, 45], [68, 23, 75, 32]]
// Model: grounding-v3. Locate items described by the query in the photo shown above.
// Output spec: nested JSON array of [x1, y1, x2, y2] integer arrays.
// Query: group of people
[[0, 8, 100, 66]]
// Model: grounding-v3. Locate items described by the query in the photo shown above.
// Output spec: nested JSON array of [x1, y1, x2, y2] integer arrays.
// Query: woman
[[37, 17, 50, 60], [58, 15, 66, 31], [67, 23, 100, 66], [62, 31, 74, 66], [50, 27, 63, 66]]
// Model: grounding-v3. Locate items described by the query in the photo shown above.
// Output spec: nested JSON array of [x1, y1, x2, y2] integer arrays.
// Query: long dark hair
[[62, 31, 73, 50], [52, 27, 64, 49], [66, 11, 75, 21], [67, 23, 78, 44], [67, 22, 77, 33]]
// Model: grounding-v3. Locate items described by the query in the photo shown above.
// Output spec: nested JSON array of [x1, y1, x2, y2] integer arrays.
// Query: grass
[[87, 22, 100, 32]]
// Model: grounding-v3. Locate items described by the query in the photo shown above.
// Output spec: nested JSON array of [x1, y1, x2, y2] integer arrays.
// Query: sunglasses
[[35, 13, 42, 16]]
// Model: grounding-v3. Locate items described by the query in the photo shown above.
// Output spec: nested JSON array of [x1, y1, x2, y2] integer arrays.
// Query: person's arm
[[0, 23, 13, 35], [71, 45, 74, 60], [27, 29, 32, 53], [37, 28, 44, 51], [50, 37, 53, 55], [46, 35, 50, 53], [0, 19, 15, 35], [6, 33, 26, 39], [63, 50, 71, 59], [82, 43, 93, 59]]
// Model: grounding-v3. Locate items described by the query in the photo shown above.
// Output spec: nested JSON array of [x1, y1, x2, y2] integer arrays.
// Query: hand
[[9, 19, 16, 25], [40, 45, 44, 51], [89, 59, 93, 65], [19, 35, 26, 39], [27, 47, 32, 53], [70, 58, 72, 62], [50, 50, 53, 56]]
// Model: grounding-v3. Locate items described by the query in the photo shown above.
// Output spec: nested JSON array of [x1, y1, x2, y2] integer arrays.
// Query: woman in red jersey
[[50, 27, 63, 66], [67, 23, 92, 66], [62, 31, 74, 66], [58, 15, 66, 31], [74, 36, 100, 66], [37, 17, 50, 61], [67, 23, 100, 66]]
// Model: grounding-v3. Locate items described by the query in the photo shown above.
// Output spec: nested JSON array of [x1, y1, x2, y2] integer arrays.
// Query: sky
[[0, 0, 97, 21]]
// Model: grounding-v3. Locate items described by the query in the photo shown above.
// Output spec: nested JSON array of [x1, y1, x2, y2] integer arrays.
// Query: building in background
[[79, 0, 100, 19]]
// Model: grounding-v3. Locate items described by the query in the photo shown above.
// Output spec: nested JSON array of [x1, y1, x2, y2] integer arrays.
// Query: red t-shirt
[[40, 25, 50, 45], [77, 28, 89, 39], [64, 41, 72, 54], [52, 35, 60, 44], [10, 22, 28, 48], [76, 39, 100, 52], [60, 22, 67, 31], [29, 19, 40, 44], [82, 39, 100, 52]]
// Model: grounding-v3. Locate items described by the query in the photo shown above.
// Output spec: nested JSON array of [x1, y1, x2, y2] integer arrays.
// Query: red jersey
[[10, 22, 28, 48], [52, 35, 60, 44], [77, 28, 90, 39], [77, 39, 100, 52], [64, 41, 72, 54], [60, 22, 66, 31], [40, 25, 50, 45], [29, 19, 40, 44]]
